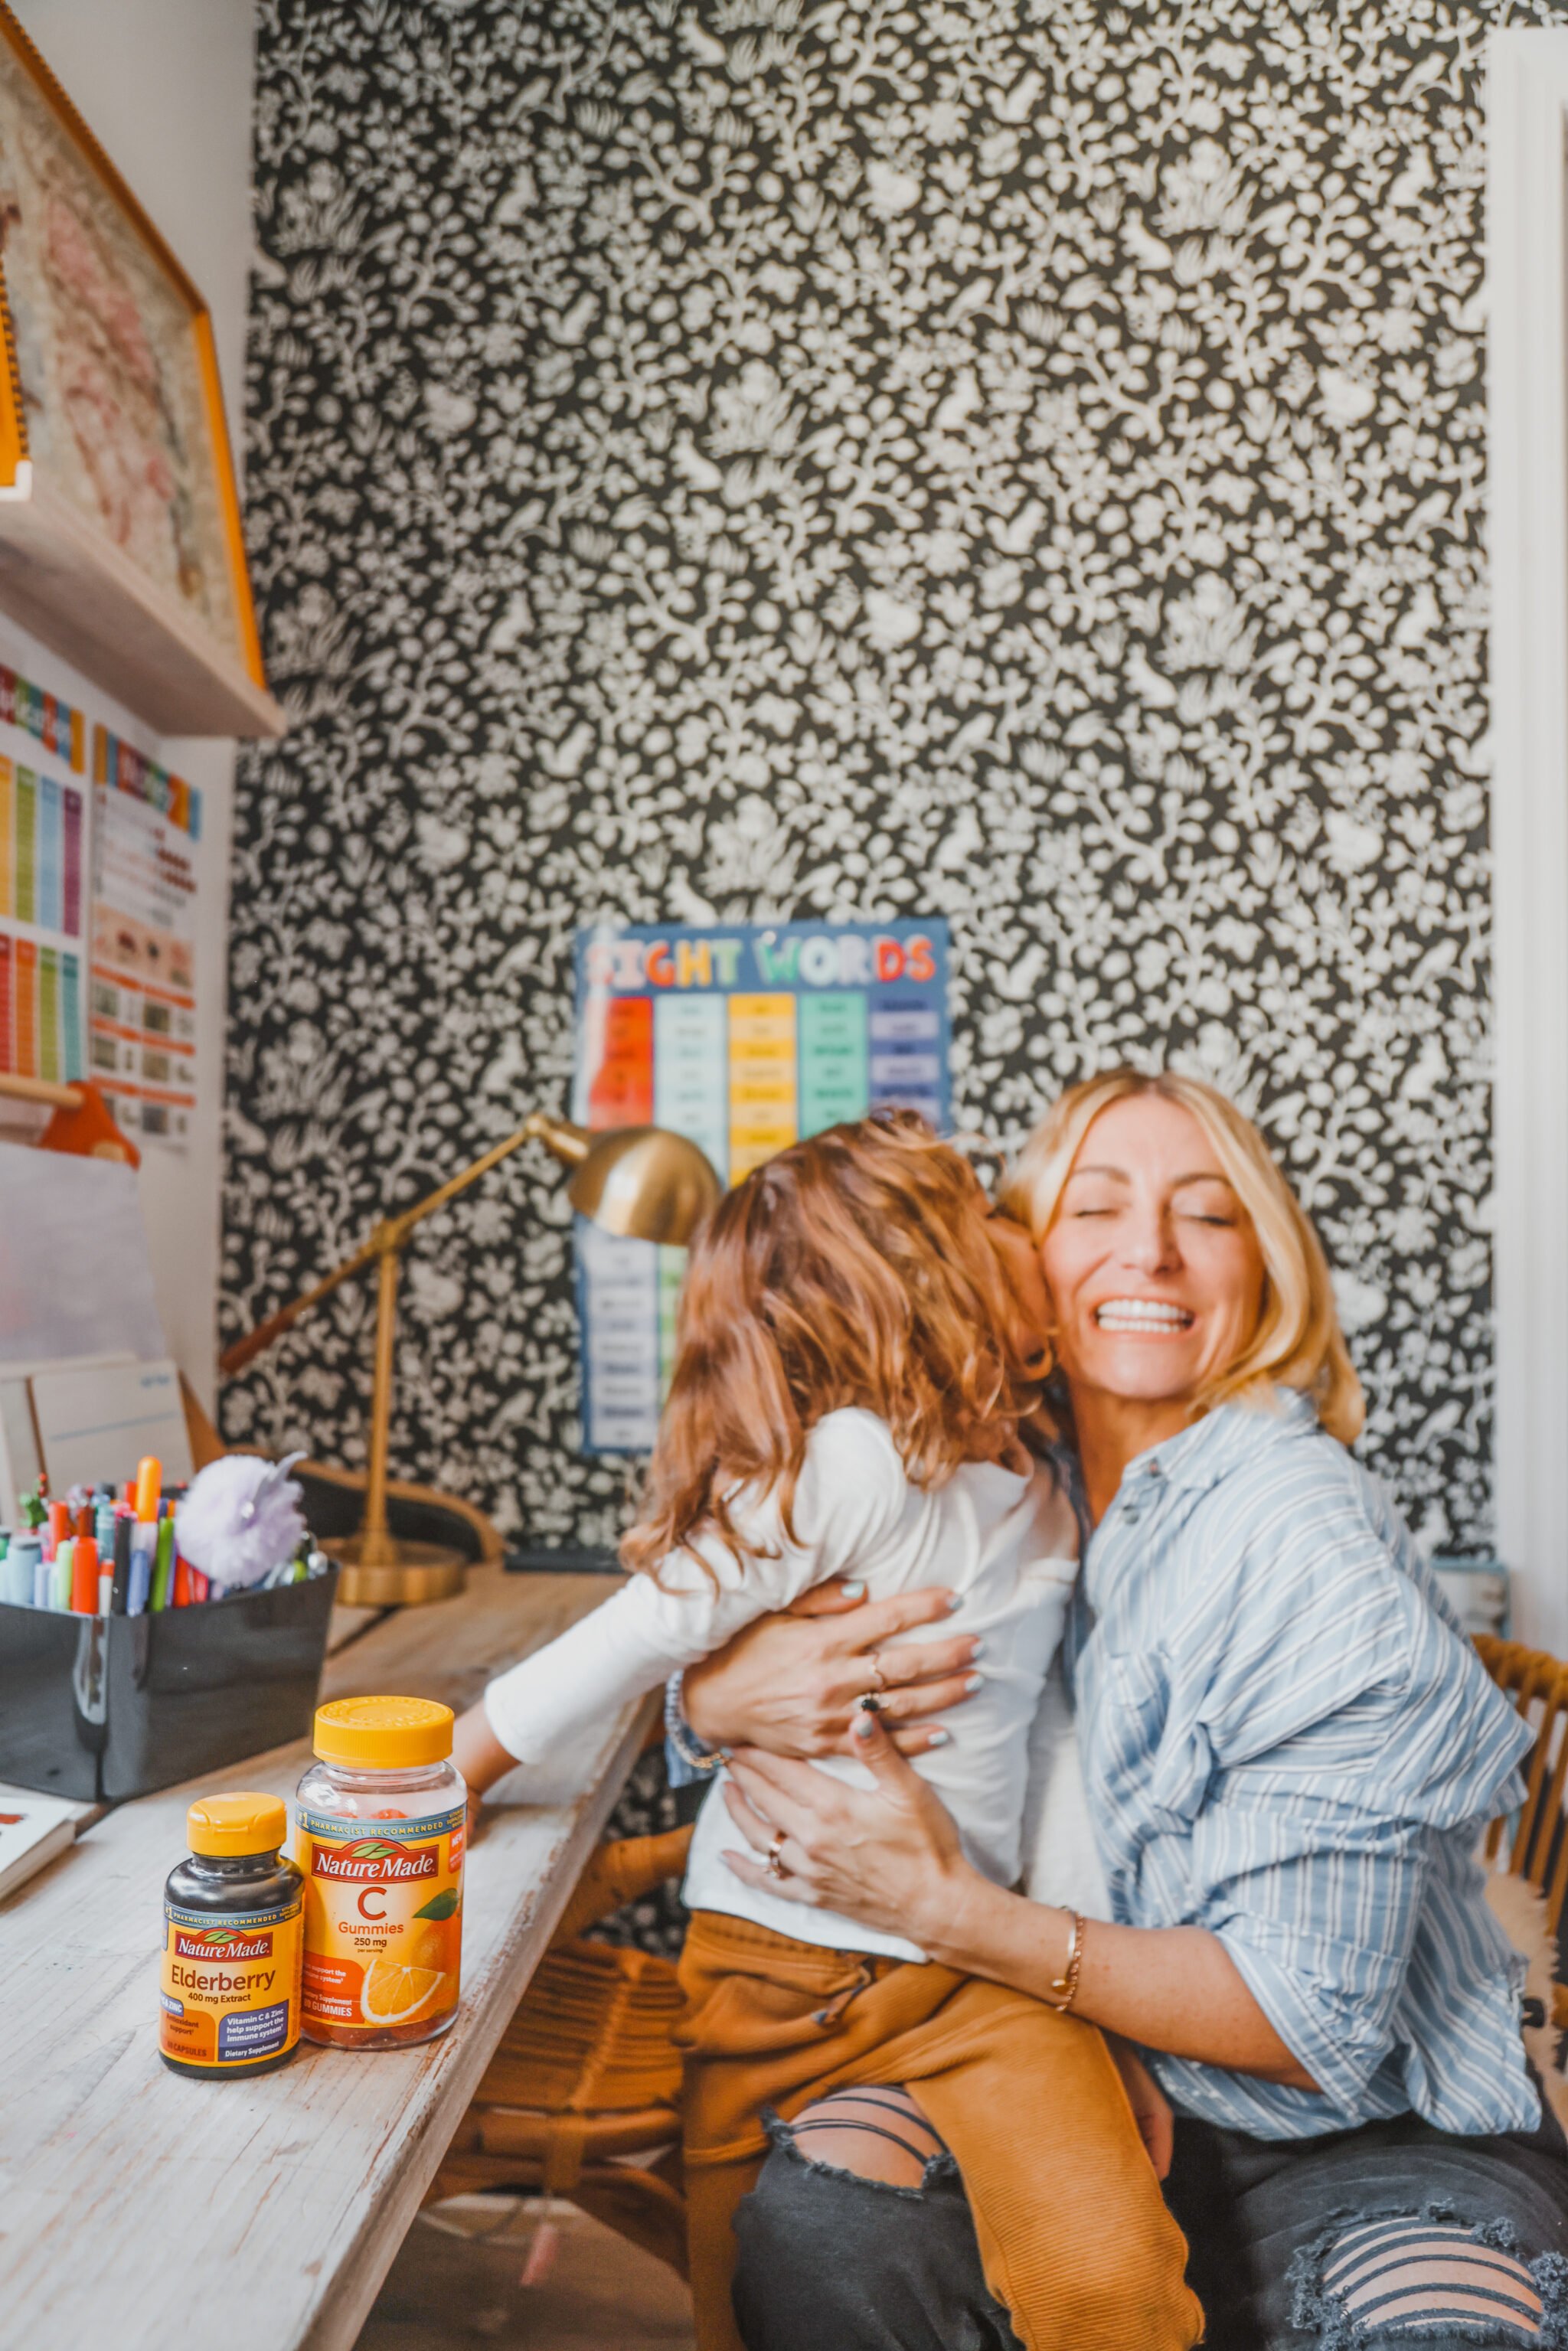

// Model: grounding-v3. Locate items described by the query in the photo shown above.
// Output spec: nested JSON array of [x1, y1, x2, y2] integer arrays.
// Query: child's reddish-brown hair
[[621, 1111, 1044, 1579]]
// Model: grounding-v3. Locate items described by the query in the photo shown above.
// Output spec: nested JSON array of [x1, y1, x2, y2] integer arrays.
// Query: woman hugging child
[[452, 1111, 1200, 2351]]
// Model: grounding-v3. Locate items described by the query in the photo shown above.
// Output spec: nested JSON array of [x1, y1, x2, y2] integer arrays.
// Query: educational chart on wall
[[573, 919, 949, 1452], [88, 727, 201, 1148], [0, 661, 88, 1088]]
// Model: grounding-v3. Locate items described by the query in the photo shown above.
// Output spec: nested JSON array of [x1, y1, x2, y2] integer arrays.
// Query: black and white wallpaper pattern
[[227, 0, 1543, 1556]]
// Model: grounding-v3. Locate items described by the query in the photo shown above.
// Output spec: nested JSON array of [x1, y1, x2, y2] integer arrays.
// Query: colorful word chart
[[0, 662, 85, 774], [0, 751, 86, 1086], [573, 920, 949, 1451], [93, 723, 203, 840], [89, 728, 200, 1148]]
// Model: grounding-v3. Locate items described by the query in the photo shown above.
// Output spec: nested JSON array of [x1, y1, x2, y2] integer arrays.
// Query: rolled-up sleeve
[[1080, 1409, 1539, 2137], [1191, 1797, 1429, 2118]]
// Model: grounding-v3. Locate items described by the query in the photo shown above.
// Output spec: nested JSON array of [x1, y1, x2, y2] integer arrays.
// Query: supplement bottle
[[295, 1696, 466, 2049], [160, 1792, 304, 2077]]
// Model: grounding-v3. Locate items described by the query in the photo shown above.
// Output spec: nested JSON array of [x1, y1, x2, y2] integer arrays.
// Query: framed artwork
[[0, 5, 281, 737]]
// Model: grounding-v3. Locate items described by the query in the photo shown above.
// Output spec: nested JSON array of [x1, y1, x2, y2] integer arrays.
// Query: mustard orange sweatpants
[[675, 1910, 1203, 2351]]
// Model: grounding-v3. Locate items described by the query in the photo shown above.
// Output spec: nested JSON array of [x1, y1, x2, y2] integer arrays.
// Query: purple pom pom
[[174, 1453, 307, 1590]]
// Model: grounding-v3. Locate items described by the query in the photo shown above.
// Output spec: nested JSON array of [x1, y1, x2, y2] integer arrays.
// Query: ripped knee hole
[[1306, 2217, 1549, 2344], [779, 2087, 949, 2189]]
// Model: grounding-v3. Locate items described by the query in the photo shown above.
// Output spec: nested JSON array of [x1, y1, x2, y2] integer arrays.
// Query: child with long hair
[[452, 1112, 1200, 2351]]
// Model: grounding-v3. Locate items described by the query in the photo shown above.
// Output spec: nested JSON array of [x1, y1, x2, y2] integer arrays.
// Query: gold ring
[[766, 1830, 789, 1881], [868, 1650, 888, 1693]]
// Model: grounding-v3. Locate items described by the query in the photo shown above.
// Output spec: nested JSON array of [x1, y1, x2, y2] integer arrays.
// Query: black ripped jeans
[[730, 2095, 1568, 2350]]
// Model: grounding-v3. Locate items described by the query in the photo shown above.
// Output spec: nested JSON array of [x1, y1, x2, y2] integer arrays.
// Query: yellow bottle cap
[[187, 1791, 289, 1857], [312, 1695, 454, 1769]]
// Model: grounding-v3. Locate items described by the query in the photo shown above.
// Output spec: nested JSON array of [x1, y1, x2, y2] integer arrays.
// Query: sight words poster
[[573, 919, 949, 1452]]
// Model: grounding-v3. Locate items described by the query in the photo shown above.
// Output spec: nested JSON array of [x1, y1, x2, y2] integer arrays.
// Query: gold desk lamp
[[218, 1112, 723, 1606]]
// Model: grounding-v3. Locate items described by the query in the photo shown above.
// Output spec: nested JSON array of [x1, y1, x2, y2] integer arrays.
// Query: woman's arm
[[722, 1712, 1318, 2090], [682, 1581, 986, 1758]]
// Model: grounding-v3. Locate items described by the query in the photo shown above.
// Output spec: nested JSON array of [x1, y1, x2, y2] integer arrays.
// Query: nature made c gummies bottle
[[160, 1791, 304, 2077], [296, 1696, 466, 2049]]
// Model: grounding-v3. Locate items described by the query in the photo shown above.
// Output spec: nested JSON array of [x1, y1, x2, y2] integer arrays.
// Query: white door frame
[[1489, 31, 1568, 1654]]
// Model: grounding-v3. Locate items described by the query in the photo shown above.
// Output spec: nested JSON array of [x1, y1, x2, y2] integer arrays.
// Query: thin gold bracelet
[[1045, 1909, 1085, 2011]]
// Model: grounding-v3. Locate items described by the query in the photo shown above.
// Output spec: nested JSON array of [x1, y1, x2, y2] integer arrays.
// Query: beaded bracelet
[[1045, 1909, 1085, 2011], [665, 1669, 724, 1775]]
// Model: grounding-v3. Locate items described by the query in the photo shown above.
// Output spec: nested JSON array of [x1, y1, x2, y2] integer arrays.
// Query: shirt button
[[1122, 1506, 1141, 1525]]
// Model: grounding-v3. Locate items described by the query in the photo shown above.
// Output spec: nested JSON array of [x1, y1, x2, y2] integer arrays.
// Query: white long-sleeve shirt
[[485, 1407, 1093, 1960]]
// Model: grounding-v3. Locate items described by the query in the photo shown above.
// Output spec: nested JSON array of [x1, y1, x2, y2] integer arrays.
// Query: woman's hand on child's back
[[719, 1703, 978, 1945], [683, 1582, 984, 1760]]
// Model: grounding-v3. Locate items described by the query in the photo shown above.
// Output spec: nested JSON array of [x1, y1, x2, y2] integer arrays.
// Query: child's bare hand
[[1105, 2035, 1174, 2180], [452, 1698, 518, 1833]]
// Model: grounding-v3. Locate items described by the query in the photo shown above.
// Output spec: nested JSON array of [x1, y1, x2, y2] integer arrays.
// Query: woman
[[672, 1069, 1568, 2350]]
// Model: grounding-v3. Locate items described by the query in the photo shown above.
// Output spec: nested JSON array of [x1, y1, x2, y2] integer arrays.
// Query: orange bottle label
[[296, 1803, 464, 2040], [160, 1897, 303, 2070]]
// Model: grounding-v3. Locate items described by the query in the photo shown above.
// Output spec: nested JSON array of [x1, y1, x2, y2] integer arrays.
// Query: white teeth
[[1094, 1298, 1193, 1332]]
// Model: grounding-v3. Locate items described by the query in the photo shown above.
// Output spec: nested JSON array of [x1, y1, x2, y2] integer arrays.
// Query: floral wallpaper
[[227, 0, 1546, 1559]]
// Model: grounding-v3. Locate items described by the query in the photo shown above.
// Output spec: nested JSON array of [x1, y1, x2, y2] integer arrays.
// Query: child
[[452, 1114, 1200, 2351]]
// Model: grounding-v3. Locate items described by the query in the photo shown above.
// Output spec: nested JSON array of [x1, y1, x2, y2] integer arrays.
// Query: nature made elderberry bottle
[[295, 1696, 466, 2050], [160, 1792, 304, 2077]]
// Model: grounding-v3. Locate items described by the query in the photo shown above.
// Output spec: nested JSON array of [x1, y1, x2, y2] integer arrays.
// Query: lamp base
[[325, 1533, 468, 1608]]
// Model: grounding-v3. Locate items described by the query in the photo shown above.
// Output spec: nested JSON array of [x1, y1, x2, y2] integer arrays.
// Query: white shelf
[[0, 462, 284, 739]]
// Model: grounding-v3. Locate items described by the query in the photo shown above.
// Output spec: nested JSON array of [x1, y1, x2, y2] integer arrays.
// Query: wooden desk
[[0, 1566, 651, 2351]]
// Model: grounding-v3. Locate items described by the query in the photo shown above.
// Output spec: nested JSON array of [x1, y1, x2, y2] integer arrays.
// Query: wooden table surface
[[0, 1566, 650, 2351]]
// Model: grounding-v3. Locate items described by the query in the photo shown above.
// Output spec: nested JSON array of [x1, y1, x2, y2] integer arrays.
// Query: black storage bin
[[0, 1567, 338, 1803]]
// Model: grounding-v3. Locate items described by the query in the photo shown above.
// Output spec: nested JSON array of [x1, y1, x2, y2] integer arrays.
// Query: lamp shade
[[564, 1123, 723, 1244]]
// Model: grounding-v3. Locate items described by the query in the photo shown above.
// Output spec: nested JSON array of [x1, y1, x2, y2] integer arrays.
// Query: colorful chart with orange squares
[[573, 921, 949, 1452]]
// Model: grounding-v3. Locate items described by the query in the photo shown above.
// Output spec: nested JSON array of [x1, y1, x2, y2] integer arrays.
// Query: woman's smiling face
[[1040, 1092, 1266, 1411]]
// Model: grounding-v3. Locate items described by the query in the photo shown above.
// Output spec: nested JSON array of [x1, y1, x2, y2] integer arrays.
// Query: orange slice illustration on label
[[361, 1958, 446, 2027]]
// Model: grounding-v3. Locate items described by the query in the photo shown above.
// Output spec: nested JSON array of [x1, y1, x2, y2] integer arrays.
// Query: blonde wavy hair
[[622, 1111, 1044, 1581], [999, 1067, 1364, 1445]]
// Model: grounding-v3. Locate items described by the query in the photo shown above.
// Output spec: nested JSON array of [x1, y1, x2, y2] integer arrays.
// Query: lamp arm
[[218, 1231, 387, 1376], [218, 1109, 577, 1378], [379, 1109, 560, 1249]]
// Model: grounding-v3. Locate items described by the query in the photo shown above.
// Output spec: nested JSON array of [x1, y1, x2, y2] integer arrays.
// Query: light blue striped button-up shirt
[[1066, 1389, 1538, 2140]]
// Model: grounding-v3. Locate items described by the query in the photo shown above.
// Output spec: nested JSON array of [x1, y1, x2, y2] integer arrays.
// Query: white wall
[[4, 1, 256, 1414]]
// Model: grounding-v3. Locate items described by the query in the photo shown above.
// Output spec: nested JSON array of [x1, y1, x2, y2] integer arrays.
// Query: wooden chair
[[430, 1637, 1568, 2284], [1475, 1637, 1568, 2027], [426, 1820, 694, 2276]]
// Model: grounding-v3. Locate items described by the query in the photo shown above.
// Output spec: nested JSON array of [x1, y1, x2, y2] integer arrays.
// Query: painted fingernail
[[841, 1579, 866, 1598], [965, 1672, 985, 1693], [926, 1729, 951, 1749], [946, 1592, 963, 1613], [968, 1638, 985, 1660], [852, 1713, 877, 1739]]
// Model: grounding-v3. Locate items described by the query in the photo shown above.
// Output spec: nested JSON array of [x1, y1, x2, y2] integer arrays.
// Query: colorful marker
[[109, 1514, 132, 1613], [150, 1518, 175, 1612], [127, 1455, 161, 1615], [70, 1536, 98, 1615], [1, 1534, 32, 1608]]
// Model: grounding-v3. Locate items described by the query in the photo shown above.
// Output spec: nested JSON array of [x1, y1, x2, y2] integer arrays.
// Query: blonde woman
[[673, 1069, 1567, 2351]]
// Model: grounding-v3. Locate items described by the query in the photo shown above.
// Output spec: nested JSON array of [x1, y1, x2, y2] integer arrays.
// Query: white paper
[[0, 1144, 166, 1365], [29, 1354, 191, 1492]]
